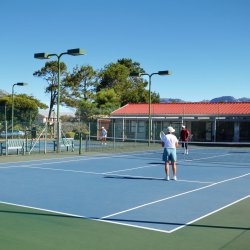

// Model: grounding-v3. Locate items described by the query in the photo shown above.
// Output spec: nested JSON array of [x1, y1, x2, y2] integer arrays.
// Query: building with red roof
[[98, 102, 250, 143]]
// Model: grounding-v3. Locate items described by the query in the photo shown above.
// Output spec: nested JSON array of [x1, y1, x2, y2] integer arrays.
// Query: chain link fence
[[1, 117, 250, 156]]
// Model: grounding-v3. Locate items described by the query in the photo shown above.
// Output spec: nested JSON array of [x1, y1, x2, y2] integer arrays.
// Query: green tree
[[33, 61, 67, 119], [62, 65, 98, 107], [97, 62, 130, 97], [77, 99, 99, 121], [95, 88, 120, 114], [97, 58, 159, 106], [0, 94, 47, 129]]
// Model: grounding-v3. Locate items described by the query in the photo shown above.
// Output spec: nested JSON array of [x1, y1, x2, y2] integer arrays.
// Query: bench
[[53, 138, 74, 152], [0, 139, 25, 155]]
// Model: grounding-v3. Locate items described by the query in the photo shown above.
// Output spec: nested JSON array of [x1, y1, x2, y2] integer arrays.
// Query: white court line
[[0, 173, 249, 234], [0, 163, 214, 184], [0, 153, 150, 170], [104, 173, 213, 184], [1, 194, 249, 235], [0, 150, 161, 170], [101, 153, 232, 176], [0, 152, 236, 185], [103, 165, 159, 174], [19, 166, 104, 175], [0, 150, 161, 166], [169, 194, 250, 233], [100, 172, 250, 220], [176, 179, 213, 184], [0, 152, 228, 171], [192, 161, 250, 166], [184, 153, 231, 162], [0, 200, 86, 218]]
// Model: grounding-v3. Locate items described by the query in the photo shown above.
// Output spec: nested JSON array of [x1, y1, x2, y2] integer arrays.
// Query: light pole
[[130, 70, 171, 146], [34, 48, 86, 152], [12, 82, 28, 138]]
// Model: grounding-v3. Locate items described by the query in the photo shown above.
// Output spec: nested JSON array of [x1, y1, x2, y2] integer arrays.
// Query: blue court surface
[[0, 146, 250, 233]]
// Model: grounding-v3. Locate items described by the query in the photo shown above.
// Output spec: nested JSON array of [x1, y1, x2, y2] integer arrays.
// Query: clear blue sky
[[1, 0, 250, 112]]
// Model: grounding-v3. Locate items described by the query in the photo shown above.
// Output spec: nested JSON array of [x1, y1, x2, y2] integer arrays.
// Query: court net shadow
[[0, 209, 81, 219], [100, 217, 250, 231], [104, 175, 165, 181]]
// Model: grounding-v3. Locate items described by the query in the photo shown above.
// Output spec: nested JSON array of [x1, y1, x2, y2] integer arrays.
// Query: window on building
[[239, 122, 250, 142], [138, 121, 145, 133]]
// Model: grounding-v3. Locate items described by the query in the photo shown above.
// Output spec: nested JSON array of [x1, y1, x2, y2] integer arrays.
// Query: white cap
[[182, 125, 186, 128], [167, 126, 175, 133]]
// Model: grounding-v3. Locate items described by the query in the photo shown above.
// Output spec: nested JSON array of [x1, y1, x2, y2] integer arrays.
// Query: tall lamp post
[[12, 82, 28, 138], [34, 48, 86, 153], [130, 70, 171, 146]]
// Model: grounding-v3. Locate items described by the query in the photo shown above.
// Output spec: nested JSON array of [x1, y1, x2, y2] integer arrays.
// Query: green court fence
[[1, 118, 250, 156]]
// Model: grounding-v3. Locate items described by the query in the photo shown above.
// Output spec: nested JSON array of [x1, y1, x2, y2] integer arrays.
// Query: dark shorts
[[162, 148, 177, 162]]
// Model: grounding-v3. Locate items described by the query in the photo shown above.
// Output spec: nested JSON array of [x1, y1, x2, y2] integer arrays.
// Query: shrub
[[65, 132, 75, 138]]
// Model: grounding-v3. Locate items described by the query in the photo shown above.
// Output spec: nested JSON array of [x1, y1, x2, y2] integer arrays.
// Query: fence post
[[113, 120, 115, 149], [79, 132, 82, 155], [44, 122, 47, 154], [5, 120, 7, 155]]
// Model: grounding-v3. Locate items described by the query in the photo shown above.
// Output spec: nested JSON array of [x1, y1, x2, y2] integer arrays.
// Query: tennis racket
[[160, 131, 165, 147]]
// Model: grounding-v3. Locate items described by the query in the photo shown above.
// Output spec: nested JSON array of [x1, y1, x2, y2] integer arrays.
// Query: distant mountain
[[160, 98, 185, 103], [210, 96, 237, 102], [160, 96, 250, 103], [238, 97, 250, 102], [210, 96, 250, 102]]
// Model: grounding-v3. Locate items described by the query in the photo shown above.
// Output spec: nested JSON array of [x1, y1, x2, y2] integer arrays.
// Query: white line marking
[[183, 153, 231, 162], [0, 150, 161, 166], [22, 166, 104, 175], [176, 179, 213, 184], [0, 179, 249, 234], [105, 173, 213, 184], [96, 194, 250, 234], [1, 194, 250, 235], [0, 200, 85, 218], [169, 194, 250, 233], [103, 164, 160, 174], [0, 200, 170, 234], [101, 172, 250, 219], [0, 166, 104, 175], [0, 155, 143, 170], [0, 151, 161, 170], [189, 161, 250, 166]]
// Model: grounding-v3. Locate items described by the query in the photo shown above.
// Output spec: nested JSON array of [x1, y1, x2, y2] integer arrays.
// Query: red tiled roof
[[111, 103, 250, 116]]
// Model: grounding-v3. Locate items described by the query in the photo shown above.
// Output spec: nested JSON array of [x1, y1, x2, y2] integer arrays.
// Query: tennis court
[[0, 145, 250, 249]]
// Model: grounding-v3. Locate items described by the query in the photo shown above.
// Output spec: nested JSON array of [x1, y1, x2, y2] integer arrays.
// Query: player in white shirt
[[160, 126, 179, 181]]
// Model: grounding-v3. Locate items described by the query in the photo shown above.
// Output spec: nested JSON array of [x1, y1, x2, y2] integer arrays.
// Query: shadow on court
[[1, 209, 249, 231], [0, 209, 81, 219], [104, 175, 165, 181], [101, 217, 250, 231]]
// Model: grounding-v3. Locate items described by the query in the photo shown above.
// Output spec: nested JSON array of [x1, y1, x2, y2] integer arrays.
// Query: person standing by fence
[[101, 127, 107, 145], [180, 125, 190, 154]]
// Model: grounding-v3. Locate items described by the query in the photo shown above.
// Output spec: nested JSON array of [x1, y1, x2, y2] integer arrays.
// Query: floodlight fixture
[[34, 48, 86, 153], [130, 69, 172, 146]]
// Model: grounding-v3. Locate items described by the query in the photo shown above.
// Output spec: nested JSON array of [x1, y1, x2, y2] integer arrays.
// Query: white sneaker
[[172, 176, 177, 181], [186, 151, 188, 155], [165, 176, 170, 181]]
